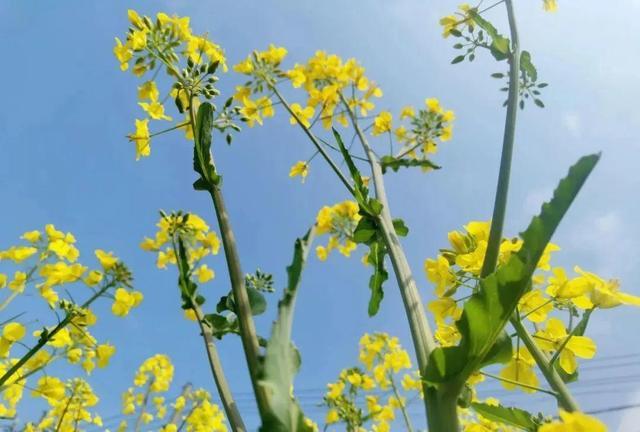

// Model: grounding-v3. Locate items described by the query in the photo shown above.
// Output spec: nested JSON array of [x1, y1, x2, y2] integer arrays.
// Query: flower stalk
[[186, 100, 270, 421]]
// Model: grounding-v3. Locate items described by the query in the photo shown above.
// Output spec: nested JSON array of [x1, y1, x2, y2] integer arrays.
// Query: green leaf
[[471, 402, 540, 431], [258, 229, 315, 432], [176, 238, 197, 298], [451, 55, 466, 64], [193, 102, 221, 190], [470, 11, 510, 61], [520, 51, 538, 82], [379, 156, 441, 174], [479, 331, 512, 368], [332, 128, 369, 210], [392, 218, 409, 237], [425, 154, 600, 383], [353, 218, 377, 244], [366, 241, 388, 316]]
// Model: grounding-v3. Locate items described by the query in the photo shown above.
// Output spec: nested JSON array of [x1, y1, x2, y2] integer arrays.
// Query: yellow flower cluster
[[314, 201, 361, 261], [0, 225, 138, 420], [26, 378, 102, 431], [116, 10, 228, 159], [121, 354, 175, 429], [539, 410, 606, 432], [323, 333, 420, 431], [424, 220, 640, 394], [388, 97, 455, 165], [439, 4, 475, 38], [119, 355, 227, 431], [141, 212, 220, 289], [233, 47, 384, 131]]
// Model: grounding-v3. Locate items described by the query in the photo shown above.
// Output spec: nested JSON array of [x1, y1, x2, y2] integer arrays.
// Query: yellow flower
[[372, 111, 392, 136], [112, 288, 143, 317], [289, 161, 309, 182], [400, 106, 415, 119], [138, 81, 160, 102], [200, 232, 221, 255], [113, 37, 132, 71], [539, 410, 606, 432], [289, 103, 315, 128], [326, 380, 344, 400], [287, 64, 307, 88], [440, 125, 453, 142], [428, 297, 462, 324], [534, 318, 596, 374], [316, 246, 328, 261], [325, 409, 340, 424], [442, 109, 456, 122], [258, 44, 288, 65], [95, 249, 118, 270], [233, 56, 254, 74], [239, 98, 263, 127], [127, 10, 146, 29], [0, 273, 6, 288], [139, 101, 172, 121], [21, 230, 42, 243], [129, 118, 151, 160], [546, 267, 593, 309], [425, 97, 442, 113], [129, 30, 148, 50], [435, 323, 460, 347], [499, 347, 538, 393], [8, 271, 27, 292], [0, 322, 26, 357], [1, 246, 38, 263], [84, 270, 103, 287], [542, 0, 558, 13], [96, 344, 116, 368], [518, 290, 552, 323], [195, 264, 215, 283], [424, 256, 456, 297]]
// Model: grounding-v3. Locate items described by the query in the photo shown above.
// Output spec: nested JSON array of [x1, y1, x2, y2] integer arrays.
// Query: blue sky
[[1, 0, 639, 430]]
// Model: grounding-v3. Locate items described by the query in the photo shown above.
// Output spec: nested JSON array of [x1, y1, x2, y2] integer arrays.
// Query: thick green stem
[[340, 94, 438, 429], [425, 386, 460, 432], [510, 317, 580, 411], [187, 101, 270, 419], [474, 0, 580, 413], [480, 0, 520, 279]]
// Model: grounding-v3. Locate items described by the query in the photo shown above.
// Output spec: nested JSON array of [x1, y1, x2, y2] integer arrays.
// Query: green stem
[[171, 236, 246, 432], [192, 304, 246, 432], [388, 372, 414, 432], [0, 281, 115, 388], [510, 317, 580, 411], [340, 93, 438, 427], [480, 0, 520, 279], [425, 385, 460, 432], [270, 86, 355, 195], [187, 102, 270, 420], [480, 371, 557, 396]]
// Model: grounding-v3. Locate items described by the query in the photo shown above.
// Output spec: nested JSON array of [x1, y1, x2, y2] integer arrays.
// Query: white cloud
[[568, 211, 635, 277], [562, 112, 582, 139]]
